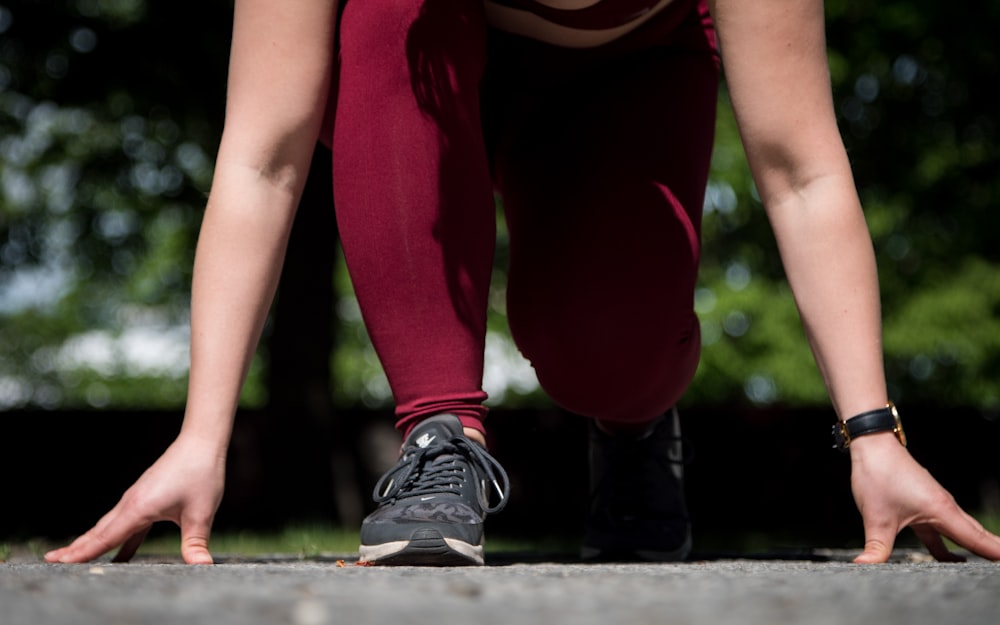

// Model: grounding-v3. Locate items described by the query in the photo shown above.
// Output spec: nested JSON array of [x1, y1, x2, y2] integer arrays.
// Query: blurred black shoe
[[582, 407, 691, 561]]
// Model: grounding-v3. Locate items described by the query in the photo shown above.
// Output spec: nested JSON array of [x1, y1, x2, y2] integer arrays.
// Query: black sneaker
[[581, 407, 692, 561], [359, 414, 510, 565]]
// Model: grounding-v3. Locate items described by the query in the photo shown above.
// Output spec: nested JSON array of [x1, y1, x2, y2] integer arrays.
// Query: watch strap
[[832, 403, 904, 451]]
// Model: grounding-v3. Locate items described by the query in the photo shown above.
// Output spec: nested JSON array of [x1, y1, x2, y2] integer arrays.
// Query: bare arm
[[708, 0, 1000, 562], [45, 0, 338, 564], [709, 0, 883, 419], [182, 0, 336, 456]]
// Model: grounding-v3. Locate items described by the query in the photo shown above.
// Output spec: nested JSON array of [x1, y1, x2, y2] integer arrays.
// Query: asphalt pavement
[[2, 550, 998, 625]]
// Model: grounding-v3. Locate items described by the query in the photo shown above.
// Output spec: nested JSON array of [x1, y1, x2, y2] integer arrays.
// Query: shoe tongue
[[406, 414, 464, 450]]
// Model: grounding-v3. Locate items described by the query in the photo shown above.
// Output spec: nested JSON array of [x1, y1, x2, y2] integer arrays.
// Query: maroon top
[[487, 0, 665, 30]]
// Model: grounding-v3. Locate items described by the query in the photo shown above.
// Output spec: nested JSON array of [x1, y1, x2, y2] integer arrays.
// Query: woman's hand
[[44, 437, 226, 564], [848, 433, 1000, 563], [42, 0, 342, 567]]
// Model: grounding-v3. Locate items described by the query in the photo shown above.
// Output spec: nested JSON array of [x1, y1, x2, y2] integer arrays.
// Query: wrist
[[176, 423, 233, 461], [844, 430, 901, 453]]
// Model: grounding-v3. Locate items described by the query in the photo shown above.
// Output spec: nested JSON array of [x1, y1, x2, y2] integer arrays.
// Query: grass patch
[[981, 512, 1000, 534], [134, 525, 580, 560], [8, 512, 999, 562], [0, 539, 56, 562], [942, 511, 1000, 553], [136, 523, 362, 559], [2, 526, 577, 562]]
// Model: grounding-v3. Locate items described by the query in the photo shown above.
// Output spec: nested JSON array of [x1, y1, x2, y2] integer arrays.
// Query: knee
[[510, 305, 702, 422]]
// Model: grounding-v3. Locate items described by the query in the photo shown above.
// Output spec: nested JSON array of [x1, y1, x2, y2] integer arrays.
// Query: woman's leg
[[332, 0, 495, 436], [488, 14, 719, 429], [334, 0, 510, 566], [484, 4, 718, 562]]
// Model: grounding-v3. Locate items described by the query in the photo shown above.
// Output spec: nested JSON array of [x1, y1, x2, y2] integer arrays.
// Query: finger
[[931, 506, 1000, 562], [44, 546, 70, 563], [112, 527, 152, 563], [44, 518, 106, 562], [45, 506, 146, 564], [179, 515, 214, 565], [854, 522, 897, 564], [911, 524, 965, 563], [45, 529, 122, 564]]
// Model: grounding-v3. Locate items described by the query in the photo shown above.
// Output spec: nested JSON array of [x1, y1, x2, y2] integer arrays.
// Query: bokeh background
[[2, 0, 998, 551]]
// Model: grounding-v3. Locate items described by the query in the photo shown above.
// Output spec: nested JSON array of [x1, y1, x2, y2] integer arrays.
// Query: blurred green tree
[[1, 0, 998, 418], [689, 0, 1000, 413], [0, 0, 233, 408]]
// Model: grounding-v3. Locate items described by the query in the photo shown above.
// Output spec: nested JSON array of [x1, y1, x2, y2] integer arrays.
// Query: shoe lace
[[373, 436, 510, 514]]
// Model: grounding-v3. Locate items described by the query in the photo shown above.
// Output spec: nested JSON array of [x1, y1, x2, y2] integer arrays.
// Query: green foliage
[[825, 0, 1000, 410], [684, 1, 1000, 410], [682, 86, 827, 408], [687, 274, 827, 407], [883, 258, 1000, 408], [0, 0, 241, 409], [137, 523, 363, 559], [1, 1, 999, 412]]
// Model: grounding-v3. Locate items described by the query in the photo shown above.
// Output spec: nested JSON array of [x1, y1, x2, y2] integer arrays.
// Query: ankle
[[463, 427, 487, 447]]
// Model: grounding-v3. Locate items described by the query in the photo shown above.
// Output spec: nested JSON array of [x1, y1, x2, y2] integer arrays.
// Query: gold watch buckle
[[835, 420, 852, 449], [888, 401, 907, 447]]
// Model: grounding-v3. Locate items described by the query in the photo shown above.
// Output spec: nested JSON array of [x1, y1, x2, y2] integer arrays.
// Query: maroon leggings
[[330, 0, 719, 435]]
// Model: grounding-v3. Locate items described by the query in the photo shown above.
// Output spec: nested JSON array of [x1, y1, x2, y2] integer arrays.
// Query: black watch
[[832, 402, 906, 452]]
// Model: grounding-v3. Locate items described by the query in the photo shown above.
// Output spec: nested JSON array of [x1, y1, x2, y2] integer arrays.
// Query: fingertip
[[853, 550, 890, 564], [182, 548, 214, 565], [44, 547, 79, 564], [180, 526, 214, 565]]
